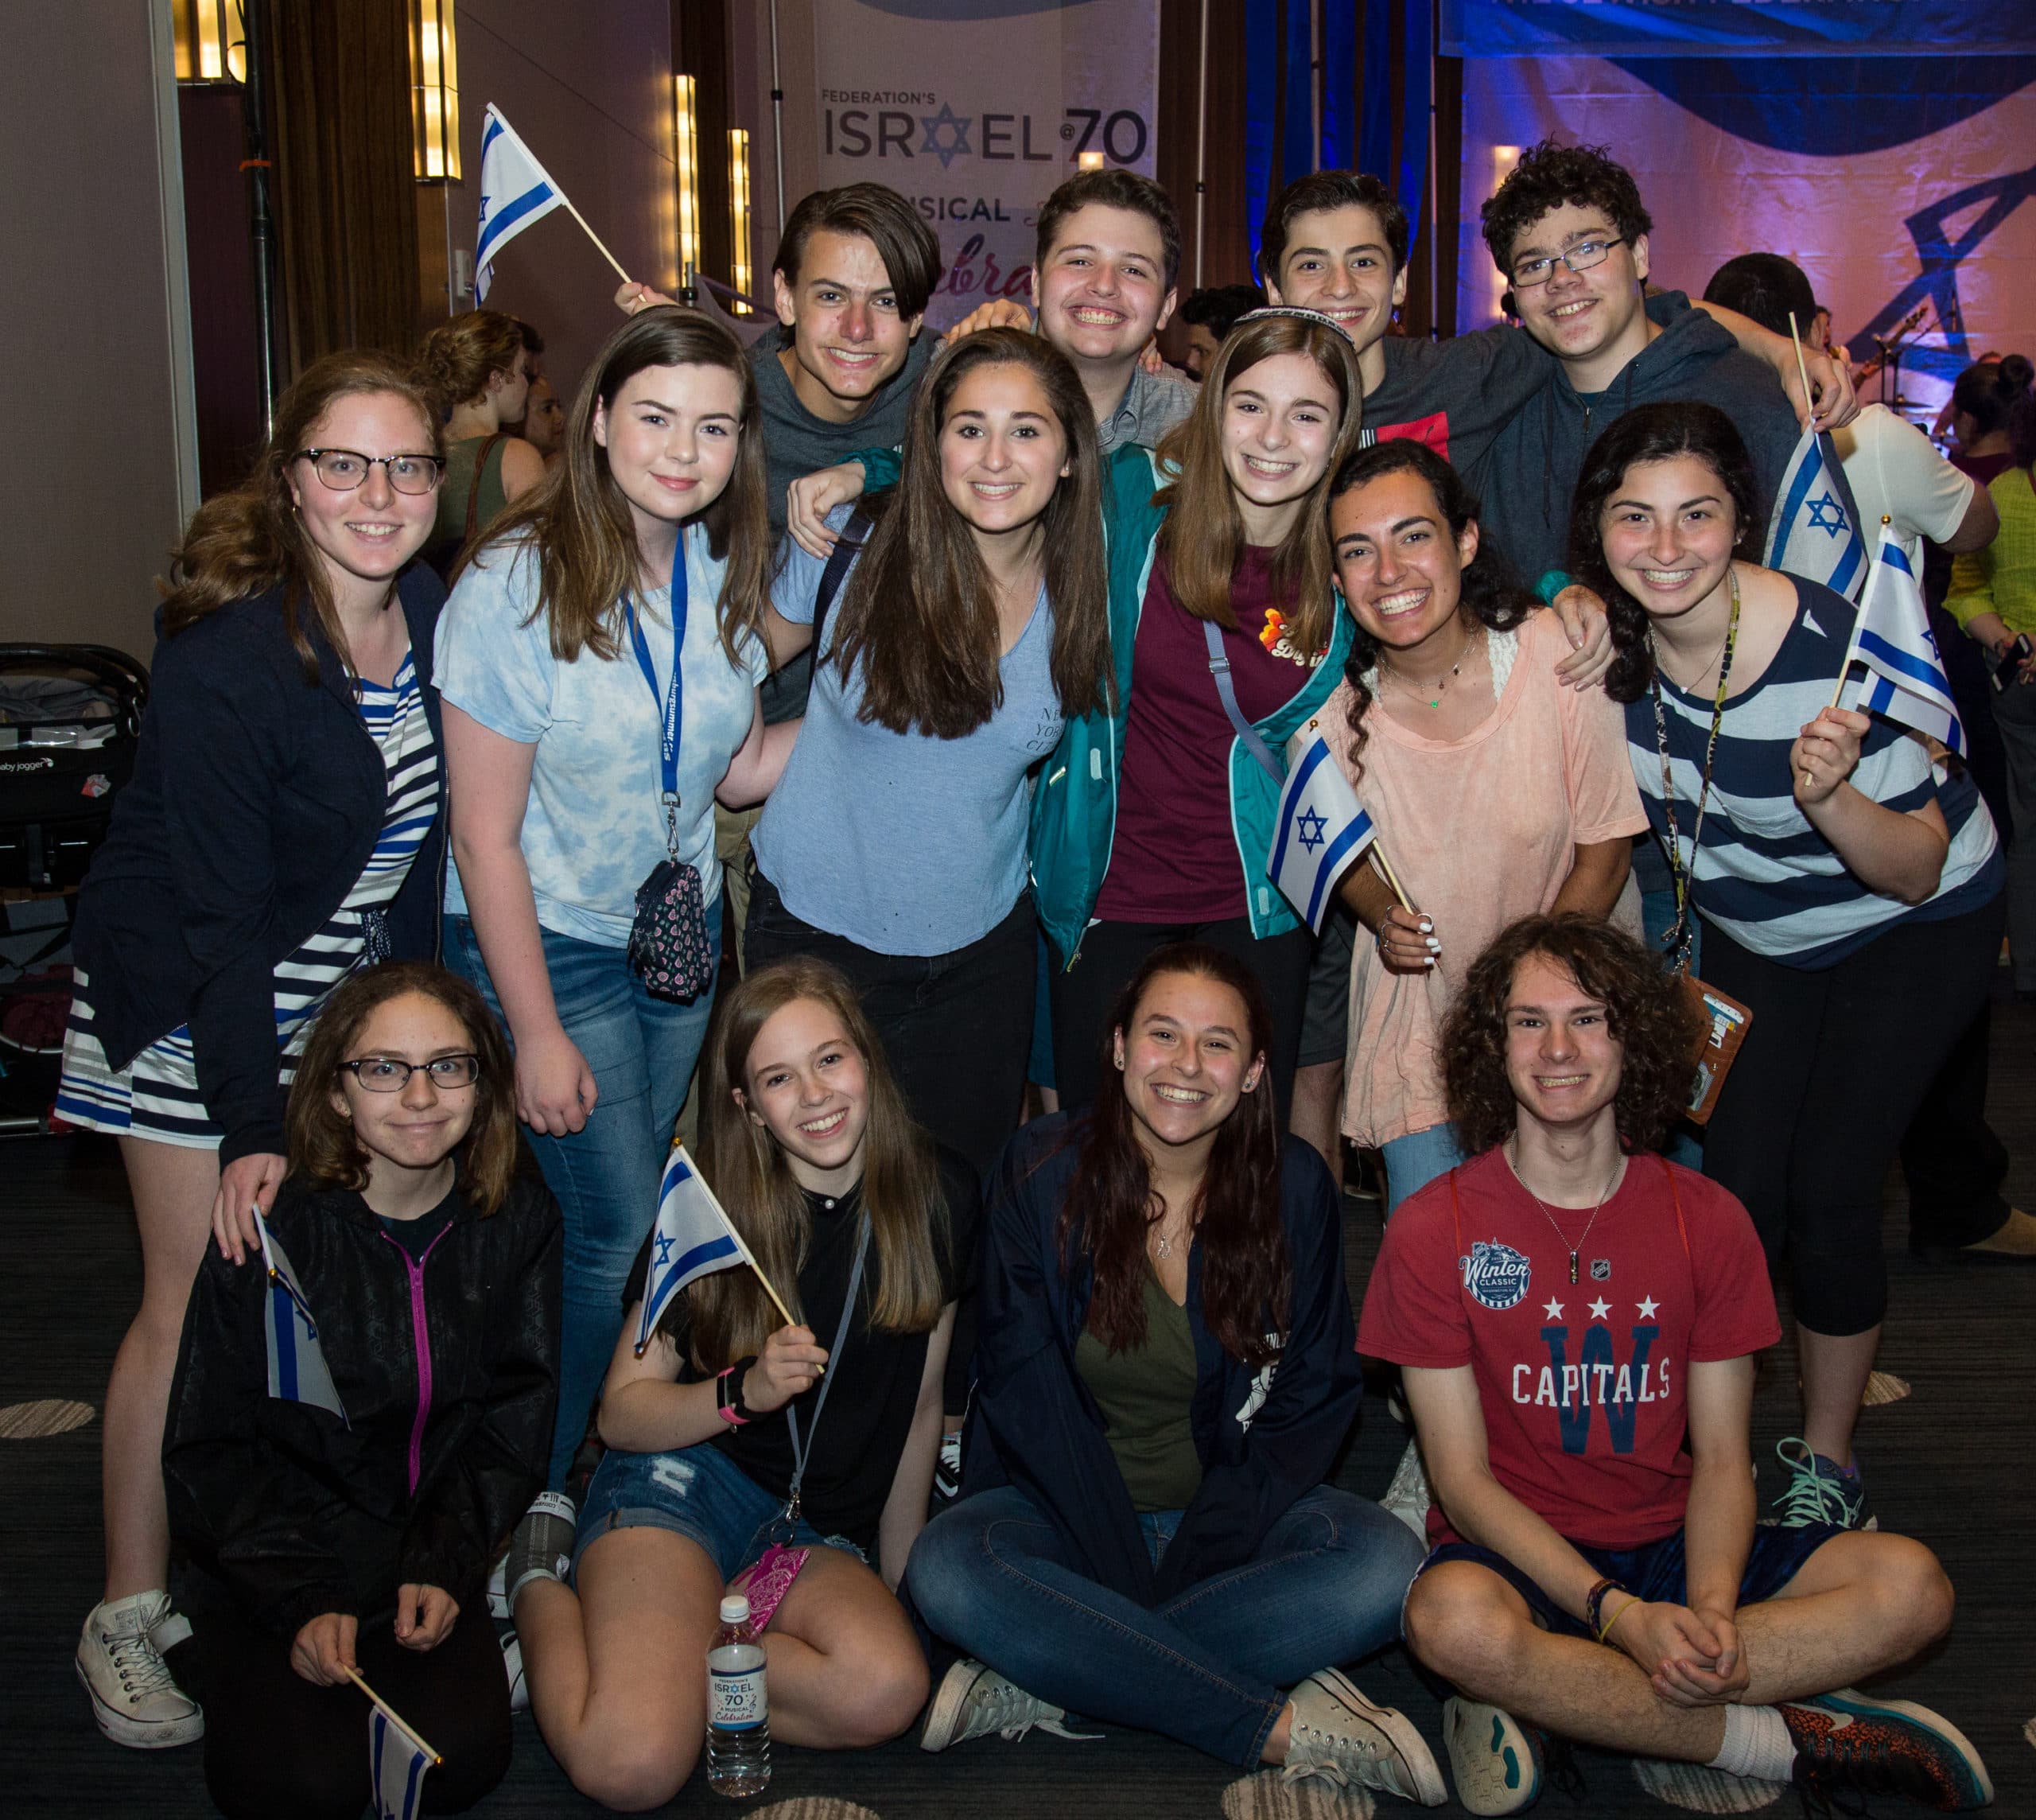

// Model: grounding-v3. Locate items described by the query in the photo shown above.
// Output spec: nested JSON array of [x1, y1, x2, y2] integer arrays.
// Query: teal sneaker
[[1766, 1437, 1875, 1530], [1782, 1689, 1993, 1810], [1443, 1696, 1541, 1814]]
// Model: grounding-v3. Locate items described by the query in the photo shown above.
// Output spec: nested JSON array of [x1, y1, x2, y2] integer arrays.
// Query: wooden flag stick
[[1370, 842, 1415, 912], [1786, 310, 1818, 429], [678, 1147, 802, 1333], [557, 192, 631, 286], [344, 1666, 442, 1766]]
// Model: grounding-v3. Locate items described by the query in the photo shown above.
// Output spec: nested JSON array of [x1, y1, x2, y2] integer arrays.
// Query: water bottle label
[[710, 1667, 766, 1730]]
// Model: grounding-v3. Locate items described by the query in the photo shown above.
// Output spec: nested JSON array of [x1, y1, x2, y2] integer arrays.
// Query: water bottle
[[706, 1593, 770, 1796]]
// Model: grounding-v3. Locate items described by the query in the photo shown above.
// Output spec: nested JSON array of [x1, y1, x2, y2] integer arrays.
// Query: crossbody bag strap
[[808, 501, 872, 671], [1201, 616, 1284, 786]]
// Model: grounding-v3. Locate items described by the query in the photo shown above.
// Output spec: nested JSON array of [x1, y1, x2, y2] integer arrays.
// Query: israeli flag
[[475, 106, 564, 303], [635, 1145, 745, 1355], [258, 1220, 347, 1425], [370, 1705, 433, 1820], [1268, 725, 1378, 932], [1764, 426, 1870, 602], [1840, 527, 1966, 756]]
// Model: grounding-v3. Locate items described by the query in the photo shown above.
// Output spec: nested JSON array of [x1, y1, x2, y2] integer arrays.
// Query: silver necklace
[[1385, 624, 1482, 709], [1504, 1138, 1623, 1285]]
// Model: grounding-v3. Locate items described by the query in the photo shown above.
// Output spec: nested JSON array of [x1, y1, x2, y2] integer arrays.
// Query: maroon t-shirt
[[1097, 548, 1327, 923]]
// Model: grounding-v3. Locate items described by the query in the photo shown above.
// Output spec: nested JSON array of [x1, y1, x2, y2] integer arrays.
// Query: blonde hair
[[677, 958, 949, 1370], [414, 309, 527, 420]]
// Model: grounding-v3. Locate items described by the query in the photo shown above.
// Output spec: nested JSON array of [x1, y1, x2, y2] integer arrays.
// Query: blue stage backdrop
[[1447, 2, 2036, 417]]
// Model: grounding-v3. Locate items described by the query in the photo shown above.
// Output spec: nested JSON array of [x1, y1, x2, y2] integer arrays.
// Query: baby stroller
[[0, 644, 150, 1128]]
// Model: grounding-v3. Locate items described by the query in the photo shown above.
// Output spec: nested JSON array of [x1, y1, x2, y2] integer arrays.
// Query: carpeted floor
[[6, 983, 2032, 1818]]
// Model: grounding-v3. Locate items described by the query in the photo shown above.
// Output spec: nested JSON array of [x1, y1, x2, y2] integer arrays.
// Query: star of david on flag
[[1763, 425, 1869, 601], [1838, 526, 1966, 756], [258, 1219, 347, 1425], [475, 106, 565, 303], [634, 1145, 746, 1355], [370, 1705, 434, 1820], [1268, 725, 1378, 932]]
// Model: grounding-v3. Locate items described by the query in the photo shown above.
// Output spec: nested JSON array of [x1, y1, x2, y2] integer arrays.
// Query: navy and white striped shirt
[[1624, 577, 1999, 967]]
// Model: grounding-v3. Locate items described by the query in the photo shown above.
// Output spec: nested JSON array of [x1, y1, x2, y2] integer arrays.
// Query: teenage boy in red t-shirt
[[1358, 914, 1992, 1815]]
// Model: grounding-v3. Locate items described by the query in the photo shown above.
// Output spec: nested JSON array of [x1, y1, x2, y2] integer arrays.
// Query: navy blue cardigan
[[72, 566, 447, 1164], [957, 1114, 1365, 1604]]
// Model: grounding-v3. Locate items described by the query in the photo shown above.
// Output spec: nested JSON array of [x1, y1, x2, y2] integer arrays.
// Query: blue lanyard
[[625, 529, 688, 823]]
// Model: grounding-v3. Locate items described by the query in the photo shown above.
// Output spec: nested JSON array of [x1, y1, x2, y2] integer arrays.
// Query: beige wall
[[2, 1, 196, 659], [445, 0, 682, 402]]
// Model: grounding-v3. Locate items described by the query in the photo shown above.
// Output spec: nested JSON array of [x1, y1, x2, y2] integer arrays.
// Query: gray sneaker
[[76, 1591, 204, 1748], [919, 1658, 1100, 1752], [1284, 1668, 1446, 1806], [504, 1490, 577, 1612]]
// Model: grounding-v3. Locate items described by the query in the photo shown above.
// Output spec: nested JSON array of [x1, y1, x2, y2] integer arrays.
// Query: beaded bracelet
[[1583, 1577, 1621, 1635]]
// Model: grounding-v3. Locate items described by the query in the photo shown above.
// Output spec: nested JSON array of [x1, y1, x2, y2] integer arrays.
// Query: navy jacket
[[960, 1114, 1364, 1604], [72, 567, 447, 1163], [163, 1174, 560, 1638]]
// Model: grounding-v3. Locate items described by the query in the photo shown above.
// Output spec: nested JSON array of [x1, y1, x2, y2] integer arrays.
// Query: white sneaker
[[1381, 1438, 1432, 1542], [500, 1630, 528, 1713], [486, 1550, 510, 1619], [1443, 1696, 1541, 1815], [76, 1591, 204, 1748], [1283, 1668, 1446, 1806], [919, 1658, 1100, 1752]]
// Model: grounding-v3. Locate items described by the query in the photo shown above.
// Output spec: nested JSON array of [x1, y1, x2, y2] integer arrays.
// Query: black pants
[[744, 866, 1036, 1176], [1048, 915, 1313, 1118], [1900, 1000, 2012, 1248], [1699, 894, 2003, 1337], [202, 1604, 510, 1820]]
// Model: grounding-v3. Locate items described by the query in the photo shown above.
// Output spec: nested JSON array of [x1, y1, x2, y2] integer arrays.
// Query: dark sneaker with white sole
[[76, 1590, 203, 1748], [1782, 1689, 1993, 1811]]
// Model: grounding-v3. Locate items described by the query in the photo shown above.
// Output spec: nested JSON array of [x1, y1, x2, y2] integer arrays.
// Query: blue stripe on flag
[[476, 180, 558, 270], [1305, 810, 1376, 928], [1827, 535, 1866, 599], [1769, 437, 1824, 558], [270, 1281, 299, 1402], [1267, 737, 1330, 880], [1855, 626, 1952, 694], [645, 1233, 741, 1313], [480, 114, 503, 158]]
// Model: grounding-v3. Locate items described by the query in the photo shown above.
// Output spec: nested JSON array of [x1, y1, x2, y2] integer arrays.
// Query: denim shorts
[[1413, 1519, 1844, 1641], [572, 1441, 866, 1586]]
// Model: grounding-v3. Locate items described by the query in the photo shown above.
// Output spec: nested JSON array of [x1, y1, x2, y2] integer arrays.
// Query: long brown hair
[[677, 958, 949, 1371], [1153, 313, 1366, 661], [160, 352, 441, 683], [414, 309, 526, 419], [286, 962, 519, 1215], [471, 305, 771, 666], [1059, 943, 1289, 1366], [830, 328, 1111, 737]]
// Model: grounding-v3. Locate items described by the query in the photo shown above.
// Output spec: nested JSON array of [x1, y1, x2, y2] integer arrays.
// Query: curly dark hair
[[1479, 140, 1653, 278], [1058, 943, 1288, 1367], [1565, 400, 1766, 706], [1327, 438, 1533, 778], [1441, 915, 1703, 1159]]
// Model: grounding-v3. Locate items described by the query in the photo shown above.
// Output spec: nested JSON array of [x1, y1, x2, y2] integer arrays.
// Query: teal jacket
[[849, 443, 1352, 963]]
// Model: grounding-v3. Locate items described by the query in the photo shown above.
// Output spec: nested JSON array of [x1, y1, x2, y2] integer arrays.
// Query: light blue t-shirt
[[752, 519, 1065, 955], [436, 533, 769, 947]]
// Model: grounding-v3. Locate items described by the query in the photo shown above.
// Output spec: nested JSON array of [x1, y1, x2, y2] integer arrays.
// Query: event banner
[[1455, 53, 2036, 415], [810, 0, 1159, 329], [1443, 2, 2036, 58]]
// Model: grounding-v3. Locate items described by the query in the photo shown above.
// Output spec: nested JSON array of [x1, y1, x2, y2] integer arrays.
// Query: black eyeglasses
[[295, 449, 445, 495], [336, 1054, 481, 1092], [1511, 235, 1627, 290]]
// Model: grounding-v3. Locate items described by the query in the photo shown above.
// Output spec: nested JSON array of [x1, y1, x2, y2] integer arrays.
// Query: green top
[[1073, 1266, 1204, 1512], [1946, 465, 2036, 642], [427, 433, 511, 572]]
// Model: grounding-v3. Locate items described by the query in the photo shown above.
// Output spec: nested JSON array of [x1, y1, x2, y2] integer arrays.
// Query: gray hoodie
[[1476, 305, 1800, 593]]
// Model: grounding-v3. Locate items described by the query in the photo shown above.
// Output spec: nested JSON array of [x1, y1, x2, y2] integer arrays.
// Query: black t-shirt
[[376, 1199, 453, 1262], [620, 1149, 980, 1551]]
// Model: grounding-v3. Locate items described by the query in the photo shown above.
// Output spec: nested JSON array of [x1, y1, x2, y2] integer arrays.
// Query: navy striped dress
[[1623, 576, 1999, 969], [57, 652, 440, 1146]]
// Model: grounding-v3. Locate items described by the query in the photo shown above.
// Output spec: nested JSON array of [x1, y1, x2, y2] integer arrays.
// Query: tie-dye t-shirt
[[437, 533, 769, 947]]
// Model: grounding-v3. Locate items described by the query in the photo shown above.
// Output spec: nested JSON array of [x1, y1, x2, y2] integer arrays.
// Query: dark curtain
[[260, 0, 421, 374]]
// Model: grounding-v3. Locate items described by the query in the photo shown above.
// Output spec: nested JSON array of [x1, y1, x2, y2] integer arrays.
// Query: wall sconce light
[[171, 0, 245, 83], [674, 74, 701, 287], [1488, 146, 1521, 323], [1076, 150, 1106, 172], [729, 127, 753, 309], [410, 0, 462, 182]]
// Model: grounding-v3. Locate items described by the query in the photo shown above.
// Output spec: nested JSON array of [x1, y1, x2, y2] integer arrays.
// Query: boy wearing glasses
[[1471, 140, 1805, 596]]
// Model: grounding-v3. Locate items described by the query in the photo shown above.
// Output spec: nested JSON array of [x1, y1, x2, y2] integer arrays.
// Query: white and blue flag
[[634, 1145, 746, 1355], [475, 106, 564, 303], [258, 1219, 346, 1425], [1840, 527, 1966, 756], [1267, 725, 1378, 932], [1764, 426, 1870, 602], [370, 1705, 433, 1820]]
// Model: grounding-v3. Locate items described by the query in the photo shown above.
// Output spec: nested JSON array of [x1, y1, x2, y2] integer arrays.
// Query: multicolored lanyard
[[1648, 566, 1741, 970], [625, 528, 688, 854]]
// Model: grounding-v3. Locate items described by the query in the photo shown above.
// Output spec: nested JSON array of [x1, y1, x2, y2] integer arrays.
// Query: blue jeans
[[445, 914, 718, 1487], [1381, 1124, 1467, 1217], [907, 1484, 1424, 1766]]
